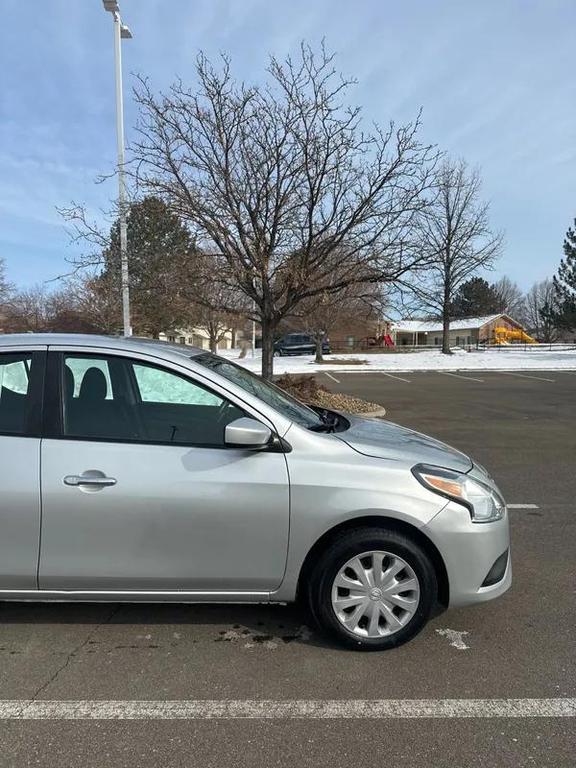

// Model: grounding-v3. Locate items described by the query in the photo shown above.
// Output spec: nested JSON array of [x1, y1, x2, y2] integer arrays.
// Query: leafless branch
[[129, 44, 439, 376]]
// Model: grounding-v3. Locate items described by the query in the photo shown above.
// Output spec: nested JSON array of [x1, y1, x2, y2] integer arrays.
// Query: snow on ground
[[219, 347, 576, 374]]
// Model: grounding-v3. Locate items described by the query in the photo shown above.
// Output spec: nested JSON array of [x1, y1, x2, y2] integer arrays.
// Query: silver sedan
[[0, 334, 510, 650]]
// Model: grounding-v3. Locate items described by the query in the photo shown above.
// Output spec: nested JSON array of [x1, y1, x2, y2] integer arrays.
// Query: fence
[[481, 342, 576, 352], [329, 337, 576, 353]]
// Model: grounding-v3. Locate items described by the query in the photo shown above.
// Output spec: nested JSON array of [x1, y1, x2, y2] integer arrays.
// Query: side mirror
[[225, 417, 272, 449]]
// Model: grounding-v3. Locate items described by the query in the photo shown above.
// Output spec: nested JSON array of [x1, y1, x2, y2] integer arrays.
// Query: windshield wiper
[[308, 409, 339, 433]]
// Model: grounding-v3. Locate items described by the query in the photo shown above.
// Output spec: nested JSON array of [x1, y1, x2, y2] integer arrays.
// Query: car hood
[[336, 416, 473, 473]]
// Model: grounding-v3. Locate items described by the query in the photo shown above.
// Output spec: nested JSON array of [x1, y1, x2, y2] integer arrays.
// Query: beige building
[[158, 327, 234, 350], [390, 314, 527, 347]]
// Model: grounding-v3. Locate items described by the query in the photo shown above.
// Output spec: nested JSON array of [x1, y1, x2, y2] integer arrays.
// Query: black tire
[[306, 527, 437, 651], [274, 349, 283, 357]]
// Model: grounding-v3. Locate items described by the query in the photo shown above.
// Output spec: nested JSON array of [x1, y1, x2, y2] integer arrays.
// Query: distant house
[[158, 327, 234, 350], [390, 314, 528, 347]]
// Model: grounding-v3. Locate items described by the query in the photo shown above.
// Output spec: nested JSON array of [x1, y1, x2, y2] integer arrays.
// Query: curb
[[353, 407, 387, 418]]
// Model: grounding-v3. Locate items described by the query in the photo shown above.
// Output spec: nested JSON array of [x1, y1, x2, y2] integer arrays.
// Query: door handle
[[63, 472, 117, 488]]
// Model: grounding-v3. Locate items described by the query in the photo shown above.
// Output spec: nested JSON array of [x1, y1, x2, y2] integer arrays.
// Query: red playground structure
[[362, 333, 395, 348]]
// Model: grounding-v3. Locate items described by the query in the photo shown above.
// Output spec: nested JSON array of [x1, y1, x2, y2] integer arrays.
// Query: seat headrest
[[78, 368, 108, 402]]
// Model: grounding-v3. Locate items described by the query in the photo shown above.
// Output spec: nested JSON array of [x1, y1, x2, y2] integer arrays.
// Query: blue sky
[[0, 0, 574, 290]]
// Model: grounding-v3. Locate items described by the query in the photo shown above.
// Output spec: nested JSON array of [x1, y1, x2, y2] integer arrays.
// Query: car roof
[[0, 333, 205, 359]]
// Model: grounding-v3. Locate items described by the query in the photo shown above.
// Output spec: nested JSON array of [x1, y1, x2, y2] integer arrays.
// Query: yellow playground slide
[[493, 326, 537, 344]]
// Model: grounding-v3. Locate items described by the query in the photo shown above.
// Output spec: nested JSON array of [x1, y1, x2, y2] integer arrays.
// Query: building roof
[[391, 314, 506, 334]]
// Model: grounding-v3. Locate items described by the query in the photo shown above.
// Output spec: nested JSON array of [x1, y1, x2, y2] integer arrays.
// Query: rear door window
[[62, 354, 137, 441], [0, 353, 35, 435], [65, 358, 113, 399]]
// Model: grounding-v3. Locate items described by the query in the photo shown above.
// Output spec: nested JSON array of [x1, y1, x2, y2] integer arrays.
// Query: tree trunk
[[209, 332, 218, 353], [441, 277, 452, 354], [441, 309, 451, 354], [315, 334, 324, 363], [260, 316, 276, 380], [231, 326, 237, 348]]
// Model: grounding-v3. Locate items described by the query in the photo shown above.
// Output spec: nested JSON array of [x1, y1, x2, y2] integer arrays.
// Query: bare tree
[[524, 279, 559, 342], [61, 272, 123, 334], [492, 276, 526, 320], [292, 281, 383, 362], [2, 285, 52, 332], [294, 288, 346, 363], [0, 255, 129, 335], [131, 45, 438, 377], [188, 254, 250, 352], [2, 282, 105, 334], [0, 258, 12, 303], [408, 159, 503, 353], [0, 258, 14, 331]]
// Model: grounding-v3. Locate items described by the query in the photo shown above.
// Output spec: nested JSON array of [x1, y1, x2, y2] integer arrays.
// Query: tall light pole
[[102, 1, 132, 336]]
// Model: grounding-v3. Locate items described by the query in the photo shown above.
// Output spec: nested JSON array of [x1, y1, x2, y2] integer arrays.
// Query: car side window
[[62, 355, 136, 441], [0, 354, 34, 435], [61, 354, 245, 447], [65, 358, 113, 399], [133, 364, 222, 406], [130, 361, 245, 446]]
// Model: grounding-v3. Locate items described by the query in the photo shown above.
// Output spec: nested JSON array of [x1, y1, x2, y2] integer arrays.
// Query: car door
[[293, 335, 314, 354], [0, 349, 45, 589], [301, 335, 316, 354], [39, 349, 290, 594]]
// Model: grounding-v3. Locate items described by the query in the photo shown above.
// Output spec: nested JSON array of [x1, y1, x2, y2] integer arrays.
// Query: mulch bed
[[275, 374, 383, 415]]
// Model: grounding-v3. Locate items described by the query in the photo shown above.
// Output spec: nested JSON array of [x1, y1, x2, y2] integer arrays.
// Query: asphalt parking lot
[[1, 370, 575, 767]]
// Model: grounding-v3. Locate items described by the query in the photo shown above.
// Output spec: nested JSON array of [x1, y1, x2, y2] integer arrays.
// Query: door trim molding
[[0, 589, 271, 603]]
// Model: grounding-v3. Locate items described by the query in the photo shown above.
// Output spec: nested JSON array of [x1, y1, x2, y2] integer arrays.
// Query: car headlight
[[412, 464, 505, 523]]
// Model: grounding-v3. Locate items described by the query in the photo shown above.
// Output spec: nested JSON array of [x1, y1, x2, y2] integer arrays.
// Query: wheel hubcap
[[331, 550, 421, 639]]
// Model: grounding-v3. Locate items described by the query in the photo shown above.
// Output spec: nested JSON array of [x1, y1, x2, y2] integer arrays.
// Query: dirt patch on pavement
[[275, 374, 384, 415]]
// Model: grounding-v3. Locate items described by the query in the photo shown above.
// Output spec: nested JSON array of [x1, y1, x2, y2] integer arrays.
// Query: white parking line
[[380, 372, 411, 383], [0, 698, 574, 720], [498, 372, 556, 383], [438, 372, 485, 383], [323, 372, 340, 384], [507, 504, 539, 510]]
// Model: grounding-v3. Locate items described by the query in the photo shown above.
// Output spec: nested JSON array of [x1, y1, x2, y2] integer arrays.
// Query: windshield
[[194, 353, 324, 429]]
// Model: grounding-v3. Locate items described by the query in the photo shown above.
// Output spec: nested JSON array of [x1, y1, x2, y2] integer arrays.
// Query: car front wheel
[[306, 527, 437, 651]]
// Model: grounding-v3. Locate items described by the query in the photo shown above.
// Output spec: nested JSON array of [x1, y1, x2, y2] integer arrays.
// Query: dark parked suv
[[274, 333, 331, 356]]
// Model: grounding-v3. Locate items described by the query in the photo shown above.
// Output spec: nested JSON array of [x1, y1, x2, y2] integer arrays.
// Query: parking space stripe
[[380, 372, 411, 383], [497, 372, 556, 383], [323, 372, 340, 383], [438, 372, 484, 383], [508, 504, 539, 510], [0, 699, 574, 720]]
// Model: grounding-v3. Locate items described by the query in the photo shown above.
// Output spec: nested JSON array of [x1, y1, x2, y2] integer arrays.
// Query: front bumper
[[423, 500, 512, 609]]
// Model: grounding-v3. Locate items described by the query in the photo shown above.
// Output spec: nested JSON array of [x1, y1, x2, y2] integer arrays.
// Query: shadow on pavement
[[0, 600, 330, 649]]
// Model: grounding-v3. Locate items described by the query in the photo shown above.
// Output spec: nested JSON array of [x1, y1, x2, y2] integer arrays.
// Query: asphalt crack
[[29, 605, 121, 702]]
